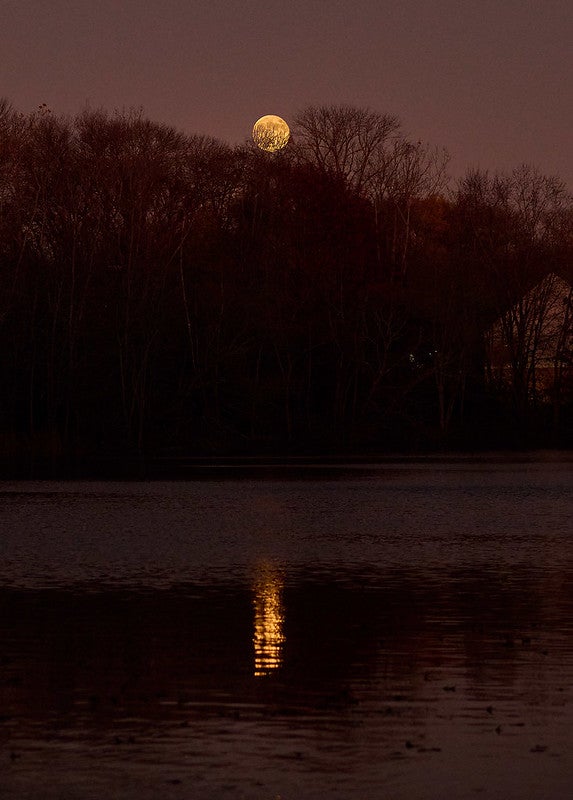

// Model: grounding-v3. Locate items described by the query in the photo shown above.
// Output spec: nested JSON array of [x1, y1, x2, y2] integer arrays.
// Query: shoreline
[[1, 447, 572, 481]]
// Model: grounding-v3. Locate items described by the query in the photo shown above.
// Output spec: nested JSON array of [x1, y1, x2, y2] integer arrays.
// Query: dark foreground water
[[0, 455, 572, 799]]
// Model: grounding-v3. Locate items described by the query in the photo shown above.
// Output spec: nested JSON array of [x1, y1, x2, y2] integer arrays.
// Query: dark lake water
[[0, 455, 572, 799]]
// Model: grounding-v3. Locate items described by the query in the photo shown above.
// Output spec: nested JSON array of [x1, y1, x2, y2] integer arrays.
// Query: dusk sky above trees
[[2, 0, 571, 188]]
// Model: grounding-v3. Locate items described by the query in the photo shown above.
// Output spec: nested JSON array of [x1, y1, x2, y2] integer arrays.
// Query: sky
[[2, 0, 572, 188]]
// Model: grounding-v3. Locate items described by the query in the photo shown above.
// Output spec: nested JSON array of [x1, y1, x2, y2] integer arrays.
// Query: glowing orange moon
[[252, 115, 290, 152]]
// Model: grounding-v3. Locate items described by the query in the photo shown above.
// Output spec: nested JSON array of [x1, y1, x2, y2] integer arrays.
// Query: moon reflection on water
[[253, 563, 285, 677]]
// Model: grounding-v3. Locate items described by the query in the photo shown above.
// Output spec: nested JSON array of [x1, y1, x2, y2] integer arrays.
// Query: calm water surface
[[0, 456, 572, 799]]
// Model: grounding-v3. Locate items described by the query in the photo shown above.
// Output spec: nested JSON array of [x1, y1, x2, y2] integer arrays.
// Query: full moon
[[252, 115, 290, 152]]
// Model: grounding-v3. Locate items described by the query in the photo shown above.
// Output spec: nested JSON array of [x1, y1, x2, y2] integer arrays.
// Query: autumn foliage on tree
[[0, 99, 572, 472]]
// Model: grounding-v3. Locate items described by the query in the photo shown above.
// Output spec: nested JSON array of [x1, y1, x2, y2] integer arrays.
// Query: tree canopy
[[0, 101, 572, 473]]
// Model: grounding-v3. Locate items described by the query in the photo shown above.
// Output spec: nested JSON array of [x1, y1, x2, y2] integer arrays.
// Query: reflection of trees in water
[[279, 567, 556, 704], [0, 566, 566, 718], [253, 563, 285, 677], [446, 568, 548, 696]]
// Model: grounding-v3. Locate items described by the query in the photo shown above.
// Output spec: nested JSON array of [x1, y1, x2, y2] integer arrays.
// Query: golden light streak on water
[[253, 564, 285, 677]]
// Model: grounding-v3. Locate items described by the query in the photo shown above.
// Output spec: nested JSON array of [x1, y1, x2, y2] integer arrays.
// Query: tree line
[[0, 99, 572, 472]]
